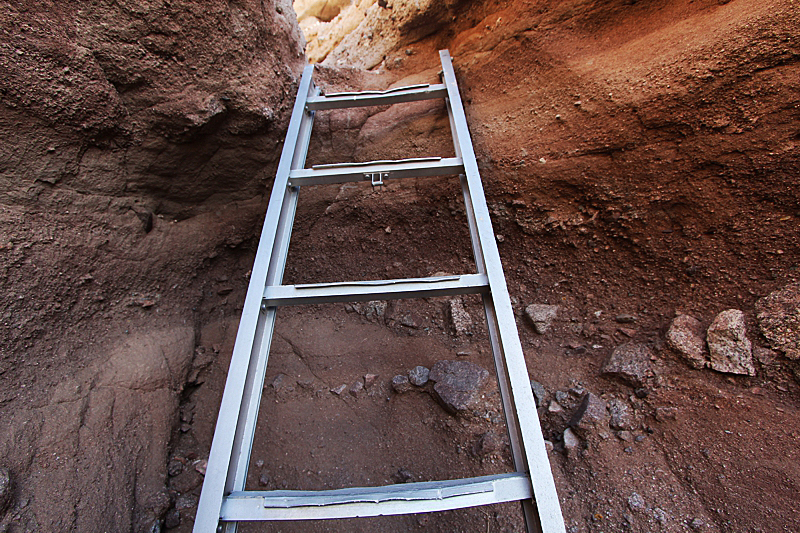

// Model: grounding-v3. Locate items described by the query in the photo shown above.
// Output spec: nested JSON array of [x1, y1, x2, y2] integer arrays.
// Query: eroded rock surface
[[707, 309, 754, 376], [756, 282, 800, 360]]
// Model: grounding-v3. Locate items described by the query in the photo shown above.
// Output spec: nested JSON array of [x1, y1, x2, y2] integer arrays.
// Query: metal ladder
[[193, 50, 566, 533]]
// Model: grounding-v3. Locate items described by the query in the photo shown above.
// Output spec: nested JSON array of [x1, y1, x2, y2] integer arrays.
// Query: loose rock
[[0, 467, 11, 513], [755, 282, 800, 360], [168, 459, 183, 477], [164, 508, 181, 529], [563, 428, 580, 457], [530, 379, 548, 407], [258, 469, 271, 487], [525, 304, 559, 334], [608, 398, 637, 431], [447, 298, 473, 336], [472, 430, 503, 457], [330, 384, 347, 395], [428, 360, 489, 414], [666, 314, 708, 369], [349, 380, 364, 397], [706, 309, 754, 375], [655, 407, 678, 421], [408, 366, 430, 386], [602, 343, 654, 387], [569, 392, 609, 433], [628, 492, 645, 512], [364, 373, 379, 389], [391, 375, 413, 393]]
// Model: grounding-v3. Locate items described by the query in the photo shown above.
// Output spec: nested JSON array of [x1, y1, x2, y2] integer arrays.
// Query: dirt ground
[[1, 0, 799, 532]]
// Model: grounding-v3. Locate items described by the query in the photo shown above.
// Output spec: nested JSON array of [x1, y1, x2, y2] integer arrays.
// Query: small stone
[[655, 407, 678, 421], [707, 309, 754, 375], [689, 517, 706, 530], [258, 470, 271, 487], [634, 388, 649, 399], [175, 494, 197, 510], [756, 282, 800, 360], [548, 400, 564, 414], [525, 304, 559, 334], [447, 299, 472, 336], [615, 314, 637, 324], [408, 366, 430, 386], [0, 468, 12, 513], [330, 384, 347, 395], [394, 468, 413, 483], [364, 373, 378, 389], [569, 392, 609, 432], [391, 375, 413, 393], [428, 360, 489, 414], [544, 440, 554, 452], [608, 398, 636, 430], [271, 373, 290, 391], [255, 459, 264, 468], [555, 390, 569, 404], [194, 459, 207, 476], [167, 459, 183, 477], [603, 343, 654, 387], [472, 430, 502, 457], [562, 428, 580, 456], [628, 492, 645, 512], [635, 435, 646, 443], [164, 508, 181, 529], [530, 379, 548, 407], [349, 380, 364, 397], [666, 314, 708, 369], [495, 234, 505, 243], [617, 430, 633, 442]]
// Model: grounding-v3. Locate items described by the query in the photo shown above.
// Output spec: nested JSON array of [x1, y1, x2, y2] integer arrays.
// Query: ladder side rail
[[193, 64, 317, 533], [439, 49, 566, 533], [226, 84, 320, 499]]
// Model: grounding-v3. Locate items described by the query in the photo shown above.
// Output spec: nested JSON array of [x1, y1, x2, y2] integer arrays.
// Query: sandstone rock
[[428, 360, 489, 414], [525, 304, 559, 334], [408, 366, 430, 386], [0, 467, 11, 513], [666, 314, 708, 369], [569, 392, 609, 432], [447, 298, 473, 336], [707, 309, 754, 375], [608, 398, 637, 431], [602, 343, 654, 387], [755, 282, 800, 360], [391, 375, 413, 394]]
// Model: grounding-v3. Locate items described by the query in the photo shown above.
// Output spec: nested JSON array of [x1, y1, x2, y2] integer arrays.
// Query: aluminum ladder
[[193, 50, 566, 533]]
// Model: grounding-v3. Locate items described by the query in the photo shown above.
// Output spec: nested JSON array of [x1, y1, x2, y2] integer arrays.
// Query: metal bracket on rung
[[366, 172, 388, 189]]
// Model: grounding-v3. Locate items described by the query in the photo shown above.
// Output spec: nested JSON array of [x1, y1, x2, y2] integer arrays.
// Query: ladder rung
[[220, 473, 532, 521], [307, 83, 448, 110], [288, 157, 464, 186], [263, 274, 488, 306]]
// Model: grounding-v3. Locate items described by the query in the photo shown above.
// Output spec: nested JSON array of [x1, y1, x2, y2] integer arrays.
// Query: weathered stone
[[447, 298, 472, 336], [364, 373, 379, 389], [666, 314, 708, 369], [525, 304, 559, 334], [548, 400, 565, 414], [408, 366, 430, 386], [655, 407, 678, 421], [562, 428, 580, 457], [530, 379, 548, 407], [175, 494, 197, 510], [428, 360, 489, 414], [602, 343, 654, 387], [168, 459, 183, 477], [0, 467, 11, 513], [617, 430, 633, 442], [756, 282, 800, 360], [615, 314, 637, 324], [472, 430, 503, 457], [707, 309, 754, 375], [569, 392, 608, 432], [349, 380, 364, 397], [258, 469, 271, 487], [351, 300, 387, 322], [608, 398, 637, 431], [391, 375, 413, 393], [330, 384, 347, 395], [628, 492, 646, 512], [164, 508, 181, 529]]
